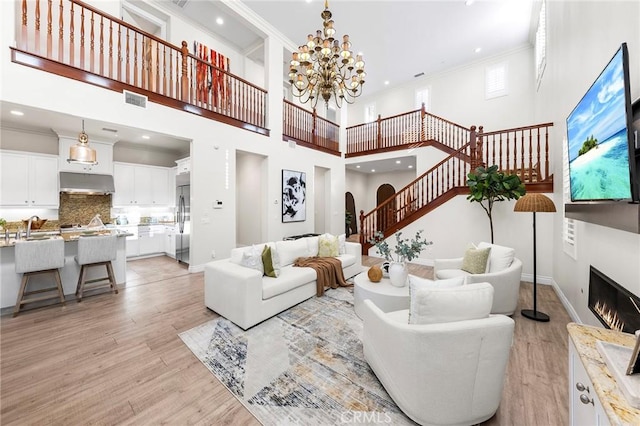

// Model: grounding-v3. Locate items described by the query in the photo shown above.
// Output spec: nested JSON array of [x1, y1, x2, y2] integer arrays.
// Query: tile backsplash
[[59, 193, 112, 225]]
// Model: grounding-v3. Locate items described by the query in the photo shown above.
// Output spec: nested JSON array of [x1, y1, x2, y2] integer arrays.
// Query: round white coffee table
[[353, 271, 411, 319]]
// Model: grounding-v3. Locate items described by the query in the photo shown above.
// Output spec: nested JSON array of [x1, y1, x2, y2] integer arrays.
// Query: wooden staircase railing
[[359, 139, 476, 253], [476, 123, 554, 185], [13, 0, 268, 134], [282, 100, 340, 156], [358, 122, 554, 253], [346, 104, 471, 157]]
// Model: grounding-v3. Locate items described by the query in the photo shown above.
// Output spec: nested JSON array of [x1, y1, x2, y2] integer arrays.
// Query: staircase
[[358, 123, 554, 253]]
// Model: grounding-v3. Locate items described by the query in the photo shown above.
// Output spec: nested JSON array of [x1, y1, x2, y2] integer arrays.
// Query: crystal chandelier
[[289, 0, 365, 108]]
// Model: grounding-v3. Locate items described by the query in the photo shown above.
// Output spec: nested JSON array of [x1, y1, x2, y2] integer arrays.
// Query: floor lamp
[[514, 193, 556, 322]]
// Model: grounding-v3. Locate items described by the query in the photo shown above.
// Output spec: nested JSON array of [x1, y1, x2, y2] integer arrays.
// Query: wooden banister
[[282, 99, 340, 155], [15, 0, 268, 134]]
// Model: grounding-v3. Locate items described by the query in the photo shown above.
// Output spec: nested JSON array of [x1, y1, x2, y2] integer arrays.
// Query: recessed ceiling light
[[216, 17, 224, 25], [371, 169, 375, 172], [465, 0, 475, 6], [356, 165, 360, 168], [395, 160, 401, 164], [384, 81, 390, 85], [409, 165, 413, 169], [142, 135, 150, 140], [475, 47, 482, 53], [10, 110, 24, 116]]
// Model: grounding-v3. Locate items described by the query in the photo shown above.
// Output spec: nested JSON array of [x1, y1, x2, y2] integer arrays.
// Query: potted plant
[[345, 210, 354, 237], [466, 165, 526, 243], [368, 230, 432, 287]]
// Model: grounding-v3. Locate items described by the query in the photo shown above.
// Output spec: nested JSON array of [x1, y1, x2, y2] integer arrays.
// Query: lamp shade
[[513, 193, 556, 213]]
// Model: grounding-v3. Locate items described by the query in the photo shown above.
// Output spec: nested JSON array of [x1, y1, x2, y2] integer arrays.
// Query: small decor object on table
[[367, 265, 383, 283], [368, 230, 432, 288]]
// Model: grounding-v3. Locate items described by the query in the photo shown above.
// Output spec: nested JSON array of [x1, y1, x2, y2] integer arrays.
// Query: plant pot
[[388, 262, 408, 287]]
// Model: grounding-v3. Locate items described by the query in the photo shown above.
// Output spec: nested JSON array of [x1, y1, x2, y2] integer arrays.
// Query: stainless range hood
[[59, 172, 115, 194]]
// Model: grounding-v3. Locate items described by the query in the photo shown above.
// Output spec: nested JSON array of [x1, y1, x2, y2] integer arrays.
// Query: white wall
[[347, 46, 535, 132], [535, 0, 640, 325], [0, 127, 58, 154], [236, 151, 266, 247]]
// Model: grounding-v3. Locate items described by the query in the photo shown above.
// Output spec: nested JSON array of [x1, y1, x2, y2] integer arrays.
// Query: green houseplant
[[368, 230, 432, 287], [466, 165, 526, 243]]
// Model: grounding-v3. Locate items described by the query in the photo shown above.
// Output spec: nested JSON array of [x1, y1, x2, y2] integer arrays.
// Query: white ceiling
[[1, 0, 536, 172]]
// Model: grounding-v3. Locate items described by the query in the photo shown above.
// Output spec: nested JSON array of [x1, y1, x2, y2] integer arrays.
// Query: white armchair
[[362, 297, 514, 426], [433, 242, 523, 315]]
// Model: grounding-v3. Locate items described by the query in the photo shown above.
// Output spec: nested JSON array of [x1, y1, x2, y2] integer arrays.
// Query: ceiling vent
[[123, 90, 148, 108], [171, 0, 189, 8]]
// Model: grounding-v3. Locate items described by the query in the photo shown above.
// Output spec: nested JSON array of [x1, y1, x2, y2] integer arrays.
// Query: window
[[415, 87, 430, 111], [535, 0, 547, 87], [364, 103, 376, 123], [485, 62, 508, 99], [563, 139, 577, 259]]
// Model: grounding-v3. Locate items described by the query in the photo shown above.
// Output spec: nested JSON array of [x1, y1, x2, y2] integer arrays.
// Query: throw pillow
[[477, 242, 515, 273], [240, 245, 264, 274], [318, 233, 339, 257], [275, 238, 309, 266], [338, 234, 346, 255], [409, 282, 494, 325], [261, 245, 279, 278], [461, 246, 491, 274], [306, 236, 320, 257]]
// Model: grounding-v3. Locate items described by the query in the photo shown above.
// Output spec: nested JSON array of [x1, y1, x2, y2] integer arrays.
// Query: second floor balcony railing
[[13, 0, 268, 134], [282, 100, 340, 155]]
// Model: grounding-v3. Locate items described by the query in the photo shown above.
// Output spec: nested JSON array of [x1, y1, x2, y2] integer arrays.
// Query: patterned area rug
[[179, 287, 415, 425]]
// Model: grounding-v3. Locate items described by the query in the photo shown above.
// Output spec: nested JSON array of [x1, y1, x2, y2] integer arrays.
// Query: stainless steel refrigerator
[[176, 175, 190, 265]]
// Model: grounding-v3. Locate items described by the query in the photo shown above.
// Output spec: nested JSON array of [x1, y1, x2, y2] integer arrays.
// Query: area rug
[[179, 287, 415, 425]]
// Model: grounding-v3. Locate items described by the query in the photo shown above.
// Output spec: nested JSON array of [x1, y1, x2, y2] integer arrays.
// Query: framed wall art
[[282, 169, 306, 223]]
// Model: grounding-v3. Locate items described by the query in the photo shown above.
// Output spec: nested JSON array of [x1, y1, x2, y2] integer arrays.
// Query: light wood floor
[[1, 255, 571, 425]]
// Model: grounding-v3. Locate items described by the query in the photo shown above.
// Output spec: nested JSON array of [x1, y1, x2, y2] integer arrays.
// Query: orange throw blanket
[[293, 256, 351, 297]]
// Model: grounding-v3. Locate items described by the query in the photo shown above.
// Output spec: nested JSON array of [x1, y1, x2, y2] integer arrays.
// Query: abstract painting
[[282, 169, 306, 222]]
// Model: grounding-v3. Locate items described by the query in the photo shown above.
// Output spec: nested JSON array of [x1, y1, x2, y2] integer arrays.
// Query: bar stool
[[75, 235, 118, 302], [14, 238, 66, 317]]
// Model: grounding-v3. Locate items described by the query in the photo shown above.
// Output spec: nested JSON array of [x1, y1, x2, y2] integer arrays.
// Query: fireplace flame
[[594, 301, 625, 332]]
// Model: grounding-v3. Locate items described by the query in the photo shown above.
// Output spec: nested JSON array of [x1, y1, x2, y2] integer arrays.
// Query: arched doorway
[[376, 184, 396, 232], [345, 192, 357, 236]]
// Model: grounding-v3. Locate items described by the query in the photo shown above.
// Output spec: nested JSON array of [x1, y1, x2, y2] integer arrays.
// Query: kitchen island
[[0, 229, 131, 309]]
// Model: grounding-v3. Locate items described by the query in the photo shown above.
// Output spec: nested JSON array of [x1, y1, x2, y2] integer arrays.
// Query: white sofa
[[362, 285, 515, 426], [204, 236, 362, 330]]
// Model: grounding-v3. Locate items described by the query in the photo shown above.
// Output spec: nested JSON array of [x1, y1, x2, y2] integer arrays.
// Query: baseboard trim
[[551, 278, 582, 323], [520, 273, 553, 285]]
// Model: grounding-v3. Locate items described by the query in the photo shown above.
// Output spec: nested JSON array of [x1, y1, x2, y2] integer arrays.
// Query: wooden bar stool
[[14, 238, 66, 317], [75, 235, 118, 302]]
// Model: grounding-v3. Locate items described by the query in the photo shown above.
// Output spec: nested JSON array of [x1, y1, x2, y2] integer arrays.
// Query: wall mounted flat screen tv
[[566, 43, 636, 202]]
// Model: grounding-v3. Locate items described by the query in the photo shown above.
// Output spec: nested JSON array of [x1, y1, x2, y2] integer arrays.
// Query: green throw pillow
[[262, 245, 277, 278], [318, 233, 339, 257], [461, 246, 491, 274]]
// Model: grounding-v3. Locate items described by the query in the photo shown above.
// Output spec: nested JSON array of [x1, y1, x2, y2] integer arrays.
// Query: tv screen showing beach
[[567, 46, 632, 201]]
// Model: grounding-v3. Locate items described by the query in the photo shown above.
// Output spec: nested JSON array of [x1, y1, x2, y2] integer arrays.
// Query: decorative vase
[[388, 262, 408, 287]]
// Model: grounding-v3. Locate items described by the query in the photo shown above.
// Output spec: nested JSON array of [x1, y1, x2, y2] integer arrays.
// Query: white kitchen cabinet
[[164, 225, 176, 258], [570, 339, 610, 426], [149, 167, 171, 205], [138, 225, 165, 256], [113, 162, 172, 206], [58, 137, 113, 174], [175, 157, 190, 175], [0, 151, 58, 207], [113, 163, 136, 206]]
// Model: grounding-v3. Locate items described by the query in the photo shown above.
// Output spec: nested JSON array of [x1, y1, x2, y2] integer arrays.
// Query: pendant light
[[68, 120, 97, 165]]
